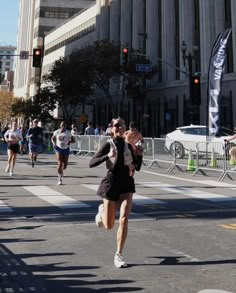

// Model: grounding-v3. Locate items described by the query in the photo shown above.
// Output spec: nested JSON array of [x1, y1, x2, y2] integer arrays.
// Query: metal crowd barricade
[[70, 135, 236, 181], [146, 138, 176, 169], [193, 141, 226, 180], [142, 137, 154, 166], [70, 135, 110, 156], [218, 142, 236, 181], [70, 135, 81, 154]]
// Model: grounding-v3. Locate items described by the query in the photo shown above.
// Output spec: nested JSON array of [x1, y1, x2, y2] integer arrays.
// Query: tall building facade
[[0, 45, 16, 81], [14, 0, 94, 99], [15, 0, 236, 136]]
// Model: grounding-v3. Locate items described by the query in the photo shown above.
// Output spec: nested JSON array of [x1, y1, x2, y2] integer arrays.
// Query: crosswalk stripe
[[82, 184, 167, 205], [23, 186, 90, 209], [140, 182, 236, 202], [0, 200, 13, 213]]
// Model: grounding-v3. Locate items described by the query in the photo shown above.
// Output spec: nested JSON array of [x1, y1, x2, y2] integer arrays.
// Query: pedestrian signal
[[32, 48, 42, 67]]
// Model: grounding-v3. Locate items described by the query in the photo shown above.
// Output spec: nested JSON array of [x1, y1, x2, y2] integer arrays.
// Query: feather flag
[[208, 28, 231, 136]]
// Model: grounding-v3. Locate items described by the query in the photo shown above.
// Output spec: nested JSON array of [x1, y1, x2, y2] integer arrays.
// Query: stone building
[[16, 0, 236, 136]]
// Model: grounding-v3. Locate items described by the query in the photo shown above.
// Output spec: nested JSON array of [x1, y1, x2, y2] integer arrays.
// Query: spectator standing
[[71, 124, 78, 136], [100, 126, 106, 135], [51, 121, 75, 185], [124, 121, 144, 156], [84, 122, 95, 135], [4, 121, 23, 176], [89, 117, 142, 268], [105, 123, 112, 136], [27, 119, 43, 167], [95, 124, 101, 135]]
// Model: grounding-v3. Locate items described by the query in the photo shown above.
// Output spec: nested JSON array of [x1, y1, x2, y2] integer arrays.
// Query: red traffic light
[[33, 48, 42, 67], [193, 78, 200, 84], [34, 49, 41, 56], [122, 48, 128, 54]]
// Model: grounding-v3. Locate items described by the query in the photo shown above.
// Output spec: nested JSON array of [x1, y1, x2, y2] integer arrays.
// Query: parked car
[[164, 125, 235, 159]]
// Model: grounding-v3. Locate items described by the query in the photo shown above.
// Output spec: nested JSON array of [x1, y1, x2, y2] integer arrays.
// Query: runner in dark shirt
[[27, 119, 43, 167], [89, 117, 142, 268]]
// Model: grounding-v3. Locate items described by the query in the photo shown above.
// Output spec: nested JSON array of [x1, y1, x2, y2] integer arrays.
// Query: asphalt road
[[0, 153, 235, 293]]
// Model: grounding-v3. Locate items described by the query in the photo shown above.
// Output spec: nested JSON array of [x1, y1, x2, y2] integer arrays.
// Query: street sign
[[136, 64, 152, 72], [19, 50, 29, 60]]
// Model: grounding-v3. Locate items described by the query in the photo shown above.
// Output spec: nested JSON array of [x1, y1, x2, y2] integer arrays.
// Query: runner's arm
[[89, 142, 110, 167]]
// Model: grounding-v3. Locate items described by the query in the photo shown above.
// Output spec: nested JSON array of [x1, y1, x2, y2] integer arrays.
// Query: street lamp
[[181, 40, 200, 124]]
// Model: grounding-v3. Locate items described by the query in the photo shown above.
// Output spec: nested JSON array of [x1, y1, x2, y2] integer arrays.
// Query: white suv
[[164, 125, 235, 159]]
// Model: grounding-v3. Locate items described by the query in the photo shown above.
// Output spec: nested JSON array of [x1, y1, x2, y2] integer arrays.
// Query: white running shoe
[[114, 253, 127, 268], [95, 204, 104, 227], [5, 165, 10, 173], [57, 178, 62, 185], [9, 171, 14, 176]]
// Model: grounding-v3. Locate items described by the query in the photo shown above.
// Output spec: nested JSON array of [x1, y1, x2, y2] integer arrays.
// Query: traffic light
[[121, 47, 129, 65], [191, 73, 201, 105], [32, 48, 42, 67]]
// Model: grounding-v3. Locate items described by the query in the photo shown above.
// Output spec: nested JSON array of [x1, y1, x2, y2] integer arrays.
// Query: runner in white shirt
[[51, 121, 75, 185], [4, 121, 23, 176]]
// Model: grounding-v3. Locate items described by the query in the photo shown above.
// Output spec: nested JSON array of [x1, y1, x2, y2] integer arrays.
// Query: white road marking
[[198, 289, 234, 293], [23, 186, 90, 209], [140, 182, 236, 202], [82, 184, 167, 205], [0, 200, 13, 213], [142, 170, 236, 188], [167, 247, 201, 262]]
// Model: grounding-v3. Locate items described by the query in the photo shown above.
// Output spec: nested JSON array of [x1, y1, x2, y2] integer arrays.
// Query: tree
[[11, 96, 54, 122], [36, 53, 94, 123], [71, 41, 122, 115], [0, 91, 15, 124]]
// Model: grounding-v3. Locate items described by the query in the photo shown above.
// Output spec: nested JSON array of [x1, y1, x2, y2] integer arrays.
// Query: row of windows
[[35, 6, 82, 20], [45, 24, 96, 56], [0, 56, 12, 60], [34, 25, 55, 38], [45, 17, 96, 50], [0, 67, 10, 71], [0, 61, 10, 66], [0, 50, 12, 54]]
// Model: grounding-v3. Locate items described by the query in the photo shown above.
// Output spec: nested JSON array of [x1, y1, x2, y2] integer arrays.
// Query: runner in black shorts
[[89, 117, 142, 268], [4, 121, 23, 176]]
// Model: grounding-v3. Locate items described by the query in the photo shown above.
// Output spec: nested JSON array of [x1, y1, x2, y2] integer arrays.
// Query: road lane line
[[23, 186, 90, 209]]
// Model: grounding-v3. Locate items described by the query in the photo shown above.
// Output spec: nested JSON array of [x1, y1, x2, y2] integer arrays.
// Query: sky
[[0, 0, 19, 47]]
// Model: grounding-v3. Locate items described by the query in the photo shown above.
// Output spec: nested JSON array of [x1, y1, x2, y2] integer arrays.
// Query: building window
[[38, 7, 82, 19]]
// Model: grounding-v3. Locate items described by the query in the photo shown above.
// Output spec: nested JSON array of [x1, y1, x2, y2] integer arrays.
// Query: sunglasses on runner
[[113, 122, 124, 128]]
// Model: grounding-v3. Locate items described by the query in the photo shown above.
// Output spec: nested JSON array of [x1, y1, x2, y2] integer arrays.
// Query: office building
[[16, 0, 236, 136], [14, 0, 94, 99], [0, 45, 15, 83]]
